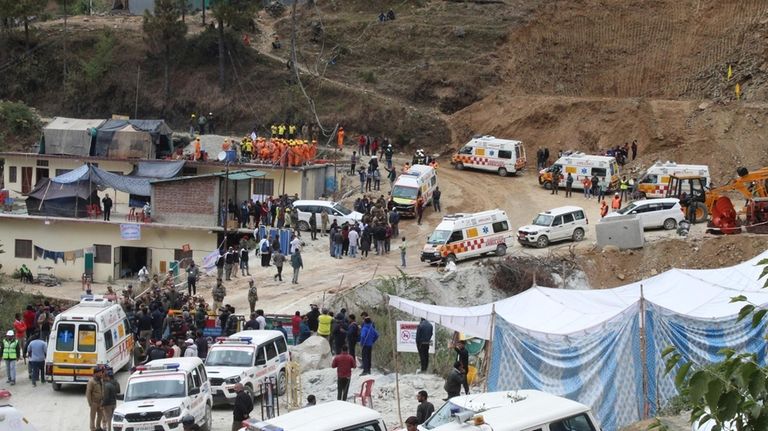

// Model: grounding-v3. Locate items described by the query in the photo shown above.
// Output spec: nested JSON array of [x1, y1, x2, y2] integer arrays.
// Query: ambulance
[[46, 296, 134, 390], [538, 152, 620, 191], [637, 161, 711, 198], [392, 164, 438, 217], [451, 135, 527, 177], [205, 331, 290, 405], [421, 209, 514, 264]]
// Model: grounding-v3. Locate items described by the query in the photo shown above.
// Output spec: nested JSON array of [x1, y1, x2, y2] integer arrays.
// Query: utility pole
[[134, 65, 141, 119], [222, 161, 230, 250], [63, 0, 69, 77]]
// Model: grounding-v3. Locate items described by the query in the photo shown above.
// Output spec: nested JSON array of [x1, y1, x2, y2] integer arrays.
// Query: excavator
[[665, 167, 768, 234]]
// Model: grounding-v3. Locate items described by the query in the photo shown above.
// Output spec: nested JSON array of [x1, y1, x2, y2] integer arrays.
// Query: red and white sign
[[396, 321, 436, 353]]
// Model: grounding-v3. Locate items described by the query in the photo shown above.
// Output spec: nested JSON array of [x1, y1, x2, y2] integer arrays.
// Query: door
[[113, 247, 122, 281], [52, 322, 98, 380], [645, 203, 664, 227], [550, 215, 565, 240], [36, 167, 49, 185], [146, 248, 153, 275], [21, 167, 33, 194], [561, 213, 576, 239]]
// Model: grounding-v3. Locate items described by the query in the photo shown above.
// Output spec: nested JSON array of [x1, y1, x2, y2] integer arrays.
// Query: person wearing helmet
[[181, 414, 200, 430], [1, 330, 20, 385]]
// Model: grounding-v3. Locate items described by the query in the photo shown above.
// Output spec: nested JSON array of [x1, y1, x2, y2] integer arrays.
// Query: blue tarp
[[50, 161, 184, 197]]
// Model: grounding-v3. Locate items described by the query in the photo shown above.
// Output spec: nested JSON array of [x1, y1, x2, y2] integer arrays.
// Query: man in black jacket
[[232, 383, 253, 431], [415, 318, 433, 373], [453, 339, 470, 395], [307, 304, 320, 334]]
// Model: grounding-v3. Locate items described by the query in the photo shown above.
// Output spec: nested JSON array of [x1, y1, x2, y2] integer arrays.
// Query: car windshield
[[427, 230, 451, 245], [125, 377, 185, 401], [617, 203, 638, 215], [392, 185, 419, 200], [423, 401, 476, 430], [532, 214, 554, 226], [332, 203, 352, 216], [206, 349, 254, 367]]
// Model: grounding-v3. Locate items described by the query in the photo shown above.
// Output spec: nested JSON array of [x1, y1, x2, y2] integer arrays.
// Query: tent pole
[[38, 180, 51, 211], [640, 284, 649, 419], [387, 289, 404, 428], [483, 304, 497, 392]]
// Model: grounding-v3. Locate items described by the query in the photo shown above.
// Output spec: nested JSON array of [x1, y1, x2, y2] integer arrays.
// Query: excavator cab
[[665, 175, 708, 223]]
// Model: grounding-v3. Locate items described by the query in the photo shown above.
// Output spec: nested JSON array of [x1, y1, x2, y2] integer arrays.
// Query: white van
[[452, 135, 527, 177], [420, 390, 600, 431], [392, 164, 438, 216], [240, 400, 387, 431], [46, 296, 134, 390], [292, 200, 363, 230], [539, 153, 620, 191], [113, 358, 213, 431], [637, 161, 711, 198], [206, 331, 290, 405], [421, 209, 514, 264], [518, 206, 589, 248]]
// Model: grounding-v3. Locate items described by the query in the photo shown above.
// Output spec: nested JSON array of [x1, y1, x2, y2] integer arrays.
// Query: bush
[[0, 100, 41, 136]]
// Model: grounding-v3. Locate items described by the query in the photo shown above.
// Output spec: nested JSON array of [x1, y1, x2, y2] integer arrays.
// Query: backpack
[[261, 241, 269, 253]]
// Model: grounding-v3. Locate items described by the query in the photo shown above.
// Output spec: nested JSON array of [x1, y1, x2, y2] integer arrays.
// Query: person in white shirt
[[255, 309, 267, 330], [183, 339, 197, 357], [348, 228, 360, 258], [290, 234, 302, 254]]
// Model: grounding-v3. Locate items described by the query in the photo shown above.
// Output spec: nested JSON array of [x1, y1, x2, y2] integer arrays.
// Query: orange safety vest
[[611, 196, 622, 209], [600, 203, 608, 218], [337, 129, 345, 148]]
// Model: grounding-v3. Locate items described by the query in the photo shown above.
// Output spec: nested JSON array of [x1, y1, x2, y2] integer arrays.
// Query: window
[[344, 423, 382, 431], [448, 231, 463, 243], [9, 166, 17, 183], [562, 213, 575, 224], [56, 323, 76, 352], [174, 248, 193, 261], [78, 324, 97, 352], [123, 318, 132, 336], [646, 204, 662, 213], [254, 178, 274, 196], [552, 216, 563, 226], [592, 167, 607, 178], [55, 169, 71, 176], [197, 365, 207, 382], [458, 146, 473, 155], [190, 368, 202, 388], [276, 337, 287, 354], [14, 239, 32, 258], [573, 211, 585, 221], [662, 202, 677, 210], [641, 175, 657, 184], [36, 160, 49, 167], [104, 329, 114, 350], [548, 413, 596, 431], [187, 374, 195, 393], [94, 244, 111, 264], [265, 342, 278, 360], [255, 347, 266, 365], [492, 221, 509, 233], [498, 150, 512, 159]]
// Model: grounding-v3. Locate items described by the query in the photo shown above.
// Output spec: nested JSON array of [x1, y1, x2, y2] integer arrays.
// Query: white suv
[[112, 357, 212, 431], [604, 197, 683, 230], [292, 200, 363, 231], [205, 331, 290, 405], [518, 206, 589, 248]]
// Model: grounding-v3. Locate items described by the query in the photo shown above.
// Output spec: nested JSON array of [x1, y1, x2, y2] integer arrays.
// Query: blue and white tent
[[388, 250, 768, 430]]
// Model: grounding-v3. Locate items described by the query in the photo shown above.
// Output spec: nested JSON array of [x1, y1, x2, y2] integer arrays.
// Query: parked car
[[604, 197, 683, 230], [292, 200, 363, 230], [518, 206, 588, 248]]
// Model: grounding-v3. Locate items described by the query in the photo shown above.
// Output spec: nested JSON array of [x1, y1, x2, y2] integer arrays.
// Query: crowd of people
[[219, 193, 299, 229]]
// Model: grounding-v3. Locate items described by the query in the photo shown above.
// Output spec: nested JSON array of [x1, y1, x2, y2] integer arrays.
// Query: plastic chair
[[353, 379, 375, 407]]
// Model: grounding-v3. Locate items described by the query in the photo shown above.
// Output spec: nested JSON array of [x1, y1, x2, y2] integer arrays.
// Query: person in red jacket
[[291, 311, 302, 346], [331, 345, 356, 401], [22, 306, 36, 340]]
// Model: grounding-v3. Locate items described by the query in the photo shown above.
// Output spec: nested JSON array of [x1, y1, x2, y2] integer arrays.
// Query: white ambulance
[[46, 296, 134, 390], [112, 358, 213, 431], [538, 152, 620, 191], [421, 209, 514, 264], [392, 164, 438, 217], [451, 135, 527, 177], [205, 331, 290, 405], [637, 161, 711, 198]]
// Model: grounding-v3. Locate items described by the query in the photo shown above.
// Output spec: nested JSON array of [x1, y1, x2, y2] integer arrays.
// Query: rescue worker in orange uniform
[[600, 200, 609, 218], [337, 126, 345, 149], [309, 140, 318, 161], [193, 137, 201, 161], [611, 193, 622, 212]]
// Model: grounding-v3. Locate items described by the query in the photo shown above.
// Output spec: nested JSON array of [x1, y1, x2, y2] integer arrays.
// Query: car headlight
[[164, 407, 182, 418], [225, 376, 241, 384], [113, 413, 125, 423]]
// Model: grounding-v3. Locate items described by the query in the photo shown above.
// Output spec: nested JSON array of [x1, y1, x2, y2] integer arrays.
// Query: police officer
[[181, 414, 201, 431]]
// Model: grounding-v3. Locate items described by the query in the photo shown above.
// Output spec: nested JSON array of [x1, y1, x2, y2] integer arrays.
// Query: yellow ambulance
[[46, 296, 134, 390]]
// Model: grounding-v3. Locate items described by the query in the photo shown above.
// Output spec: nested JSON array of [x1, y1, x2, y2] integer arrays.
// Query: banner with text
[[396, 321, 436, 353]]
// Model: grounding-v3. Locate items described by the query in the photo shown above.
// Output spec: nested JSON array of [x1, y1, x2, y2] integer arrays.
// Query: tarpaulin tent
[[94, 120, 173, 159], [41, 117, 105, 156], [388, 250, 768, 430], [51, 161, 185, 197], [25, 178, 100, 218]]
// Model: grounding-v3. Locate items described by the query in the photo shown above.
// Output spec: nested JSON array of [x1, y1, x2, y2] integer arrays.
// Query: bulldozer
[[665, 167, 768, 234]]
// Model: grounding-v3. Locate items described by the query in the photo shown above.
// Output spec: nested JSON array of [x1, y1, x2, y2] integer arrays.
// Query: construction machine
[[666, 168, 768, 233]]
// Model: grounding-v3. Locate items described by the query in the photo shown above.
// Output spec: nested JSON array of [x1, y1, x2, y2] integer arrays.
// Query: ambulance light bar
[[135, 363, 181, 373], [216, 336, 253, 344]]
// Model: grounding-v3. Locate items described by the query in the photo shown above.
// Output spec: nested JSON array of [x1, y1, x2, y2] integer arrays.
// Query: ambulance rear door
[[50, 320, 100, 383]]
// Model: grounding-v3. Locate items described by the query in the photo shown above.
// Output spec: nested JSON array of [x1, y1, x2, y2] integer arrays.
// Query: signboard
[[396, 320, 435, 353], [120, 224, 141, 240]]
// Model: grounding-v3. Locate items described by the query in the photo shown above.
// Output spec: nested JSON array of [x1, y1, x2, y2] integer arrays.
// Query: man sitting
[[19, 265, 34, 283]]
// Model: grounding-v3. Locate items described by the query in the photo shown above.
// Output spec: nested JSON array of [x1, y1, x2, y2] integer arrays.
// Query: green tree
[[662, 258, 768, 431], [209, 0, 256, 89], [143, 0, 187, 112], [3, 0, 47, 50]]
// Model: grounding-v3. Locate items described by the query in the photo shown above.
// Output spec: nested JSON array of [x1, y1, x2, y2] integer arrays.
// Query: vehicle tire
[[572, 228, 585, 242], [542, 181, 552, 190], [498, 168, 508, 177], [536, 236, 550, 248], [201, 404, 212, 431], [691, 202, 708, 223], [52, 382, 61, 391], [297, 221, 309, 232], [663, 218, 677, 230], [455, 163, 464, 170], [446, 254, 457, 264], [495, 244, 507, 256], [277, 370, 287, 396]]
